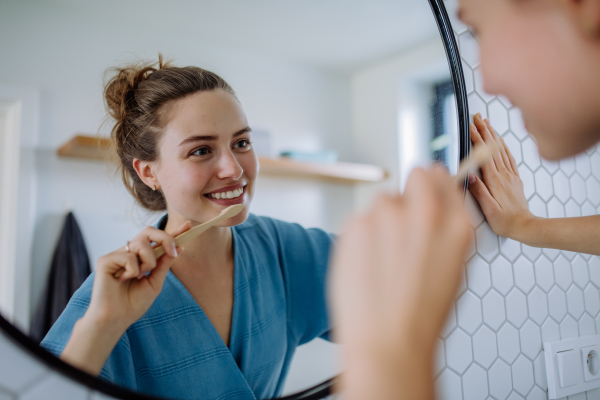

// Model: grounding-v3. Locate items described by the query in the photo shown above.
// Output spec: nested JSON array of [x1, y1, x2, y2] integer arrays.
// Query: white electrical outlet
[[545, 335, 600, 398]]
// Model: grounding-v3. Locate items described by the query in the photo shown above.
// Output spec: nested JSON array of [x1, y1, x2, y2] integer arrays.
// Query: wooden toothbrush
[[114, 204, 244, 279]]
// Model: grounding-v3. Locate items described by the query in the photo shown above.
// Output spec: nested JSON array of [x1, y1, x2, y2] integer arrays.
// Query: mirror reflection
[[0, 0, 459, 398]]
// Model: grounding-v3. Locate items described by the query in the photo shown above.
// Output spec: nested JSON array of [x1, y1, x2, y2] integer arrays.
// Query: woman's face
[[153, 89, 257, 227], [458, 0, 600, 160]]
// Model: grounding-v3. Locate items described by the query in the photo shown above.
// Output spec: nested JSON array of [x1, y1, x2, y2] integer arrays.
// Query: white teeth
[[209, 187, 244, 199]]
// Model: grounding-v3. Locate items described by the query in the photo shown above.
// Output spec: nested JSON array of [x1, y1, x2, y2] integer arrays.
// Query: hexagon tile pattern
[[437, 1, 600, 399]]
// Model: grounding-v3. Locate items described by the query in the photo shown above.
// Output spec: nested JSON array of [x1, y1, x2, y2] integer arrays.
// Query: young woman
[[41, 58, 333, 400], [329, 0, 600, 398]]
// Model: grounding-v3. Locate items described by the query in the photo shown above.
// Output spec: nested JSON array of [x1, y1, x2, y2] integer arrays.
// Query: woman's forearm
[[60, 315, 126, 376], [513, 215, 600, 255]]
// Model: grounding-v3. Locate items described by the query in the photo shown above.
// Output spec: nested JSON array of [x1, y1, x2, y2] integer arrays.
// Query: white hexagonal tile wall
[[533, 352, 547, 391], [585, 283, 600, 316], [519, 165, 536, 200], [473, 326, 497, 369], [522, 137, 541, 171], [542, 158, 559, 174], [511, 355, 534, 396], [552, 170, 571, 203], [521, 244, 542, 263], [572, 255, 590, 289], [534, 255, 554, 292], [589, 257, 600, 287], [560, 315, 579, 339], [506, 288, 528, 327], [548, 287, 568, 322], [462, 364, 488, 400], [467, 256, 492, 298], [458, 291, 483, 335], [527, 288, 548, 326], [541, 318, 560, 343], [579, 313, 596, 336], [513, 256, 535, 294], [519, 320, 542, 360], [476, 224, 499, 262], [502, 133, 523, 166], [576, 153, 592, 178], [591, 153, 600, 180], [483, 290, 507, 331], [446, 329, 473, 374], [436, 369, 463, 400], [570, 173, 587, 205], [560, 157, 577, 177], [565, 199, 582, 217], [567, 286, 585, 319], [488, 99, 509, 134], [441, 303, 457, 338], [435, 339, 446, 376], [468, 93, 488, 119], [533, 168, 553, 202], [459, 31, 480, 68], [528, 195, 547, 218], [587, 177, 600, 206], [547, 197, 565, 218], [489, 360, 512, 400], [498, 324, 520, 364], [554, 255, 573, 291], [508, 108, 529, 140]]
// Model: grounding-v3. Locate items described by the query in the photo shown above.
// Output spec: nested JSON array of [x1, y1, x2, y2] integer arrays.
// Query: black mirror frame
[[0, 1, 469, 399]]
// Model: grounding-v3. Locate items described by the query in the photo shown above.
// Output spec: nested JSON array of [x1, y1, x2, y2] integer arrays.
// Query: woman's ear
[[133, 159, 161, 190]]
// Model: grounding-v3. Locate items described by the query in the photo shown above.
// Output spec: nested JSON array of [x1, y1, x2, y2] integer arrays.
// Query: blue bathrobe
[[41, 214, 333, 400]]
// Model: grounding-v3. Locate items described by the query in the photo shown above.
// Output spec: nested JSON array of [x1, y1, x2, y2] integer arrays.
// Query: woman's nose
[[215, 151, 243, 181]]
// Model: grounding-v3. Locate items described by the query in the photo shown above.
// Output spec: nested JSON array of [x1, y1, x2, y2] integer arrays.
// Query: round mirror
[[0, 0, 468, 399]]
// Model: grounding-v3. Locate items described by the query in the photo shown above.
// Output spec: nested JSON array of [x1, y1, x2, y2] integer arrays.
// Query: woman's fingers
[[146, 246, 184, 292], [468, 173, 500, 214], [474, 114, 505, 172], [470, 124, 497, 176], [502, 137, 520, 177], [134, 227, 179, 258], [128, 239, 157, 279], [484, 118, 513, 175], [98, 252, 141, 281]]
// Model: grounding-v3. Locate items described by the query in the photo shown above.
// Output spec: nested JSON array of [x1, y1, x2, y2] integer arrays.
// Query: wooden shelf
[[57, 135, 388, 184]]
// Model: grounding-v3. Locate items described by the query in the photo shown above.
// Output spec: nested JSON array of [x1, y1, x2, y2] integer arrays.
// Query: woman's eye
[[234, 140, 252, 150], [191, 147, 211, 156]]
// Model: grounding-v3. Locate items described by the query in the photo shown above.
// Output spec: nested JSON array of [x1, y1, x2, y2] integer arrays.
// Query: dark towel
[[31, 212, 91, 343]]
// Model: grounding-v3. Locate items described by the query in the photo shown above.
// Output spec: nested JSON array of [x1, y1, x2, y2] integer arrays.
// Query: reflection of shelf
[[57, 135, 112, 160], [258, 157, 387, 184], [57, 135, 388, 184]]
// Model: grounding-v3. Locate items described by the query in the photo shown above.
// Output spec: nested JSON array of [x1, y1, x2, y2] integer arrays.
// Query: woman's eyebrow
[[178, 127, 252, 146]]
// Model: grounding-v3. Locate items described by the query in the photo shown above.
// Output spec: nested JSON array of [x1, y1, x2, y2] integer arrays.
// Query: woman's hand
[[468, 113, 537, 240], [86, 221, 191, 331], [60, 221, 190, 375], [330, 167, 472, 400]]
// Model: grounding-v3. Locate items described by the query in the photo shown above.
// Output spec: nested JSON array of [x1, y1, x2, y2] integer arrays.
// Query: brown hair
[[103, 55, 236, 211]]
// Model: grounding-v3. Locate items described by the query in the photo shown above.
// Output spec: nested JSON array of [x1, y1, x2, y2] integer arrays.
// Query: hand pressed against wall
[[467, 113, 535, 240]]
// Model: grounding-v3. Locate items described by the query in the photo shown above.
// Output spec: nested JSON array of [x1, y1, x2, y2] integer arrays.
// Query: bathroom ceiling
[[42, 0, 439, 72]]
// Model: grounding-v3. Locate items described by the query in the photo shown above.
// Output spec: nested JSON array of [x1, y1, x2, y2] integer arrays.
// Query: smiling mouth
[[205, 186, 244, 200]]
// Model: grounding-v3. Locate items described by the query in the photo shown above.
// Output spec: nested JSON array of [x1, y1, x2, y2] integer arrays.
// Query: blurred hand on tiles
[[329, 166, 472, 400]]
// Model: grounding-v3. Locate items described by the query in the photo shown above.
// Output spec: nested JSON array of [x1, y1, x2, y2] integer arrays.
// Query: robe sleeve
[[265, 218, 334, 345], [40, 273, 138, 391]]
